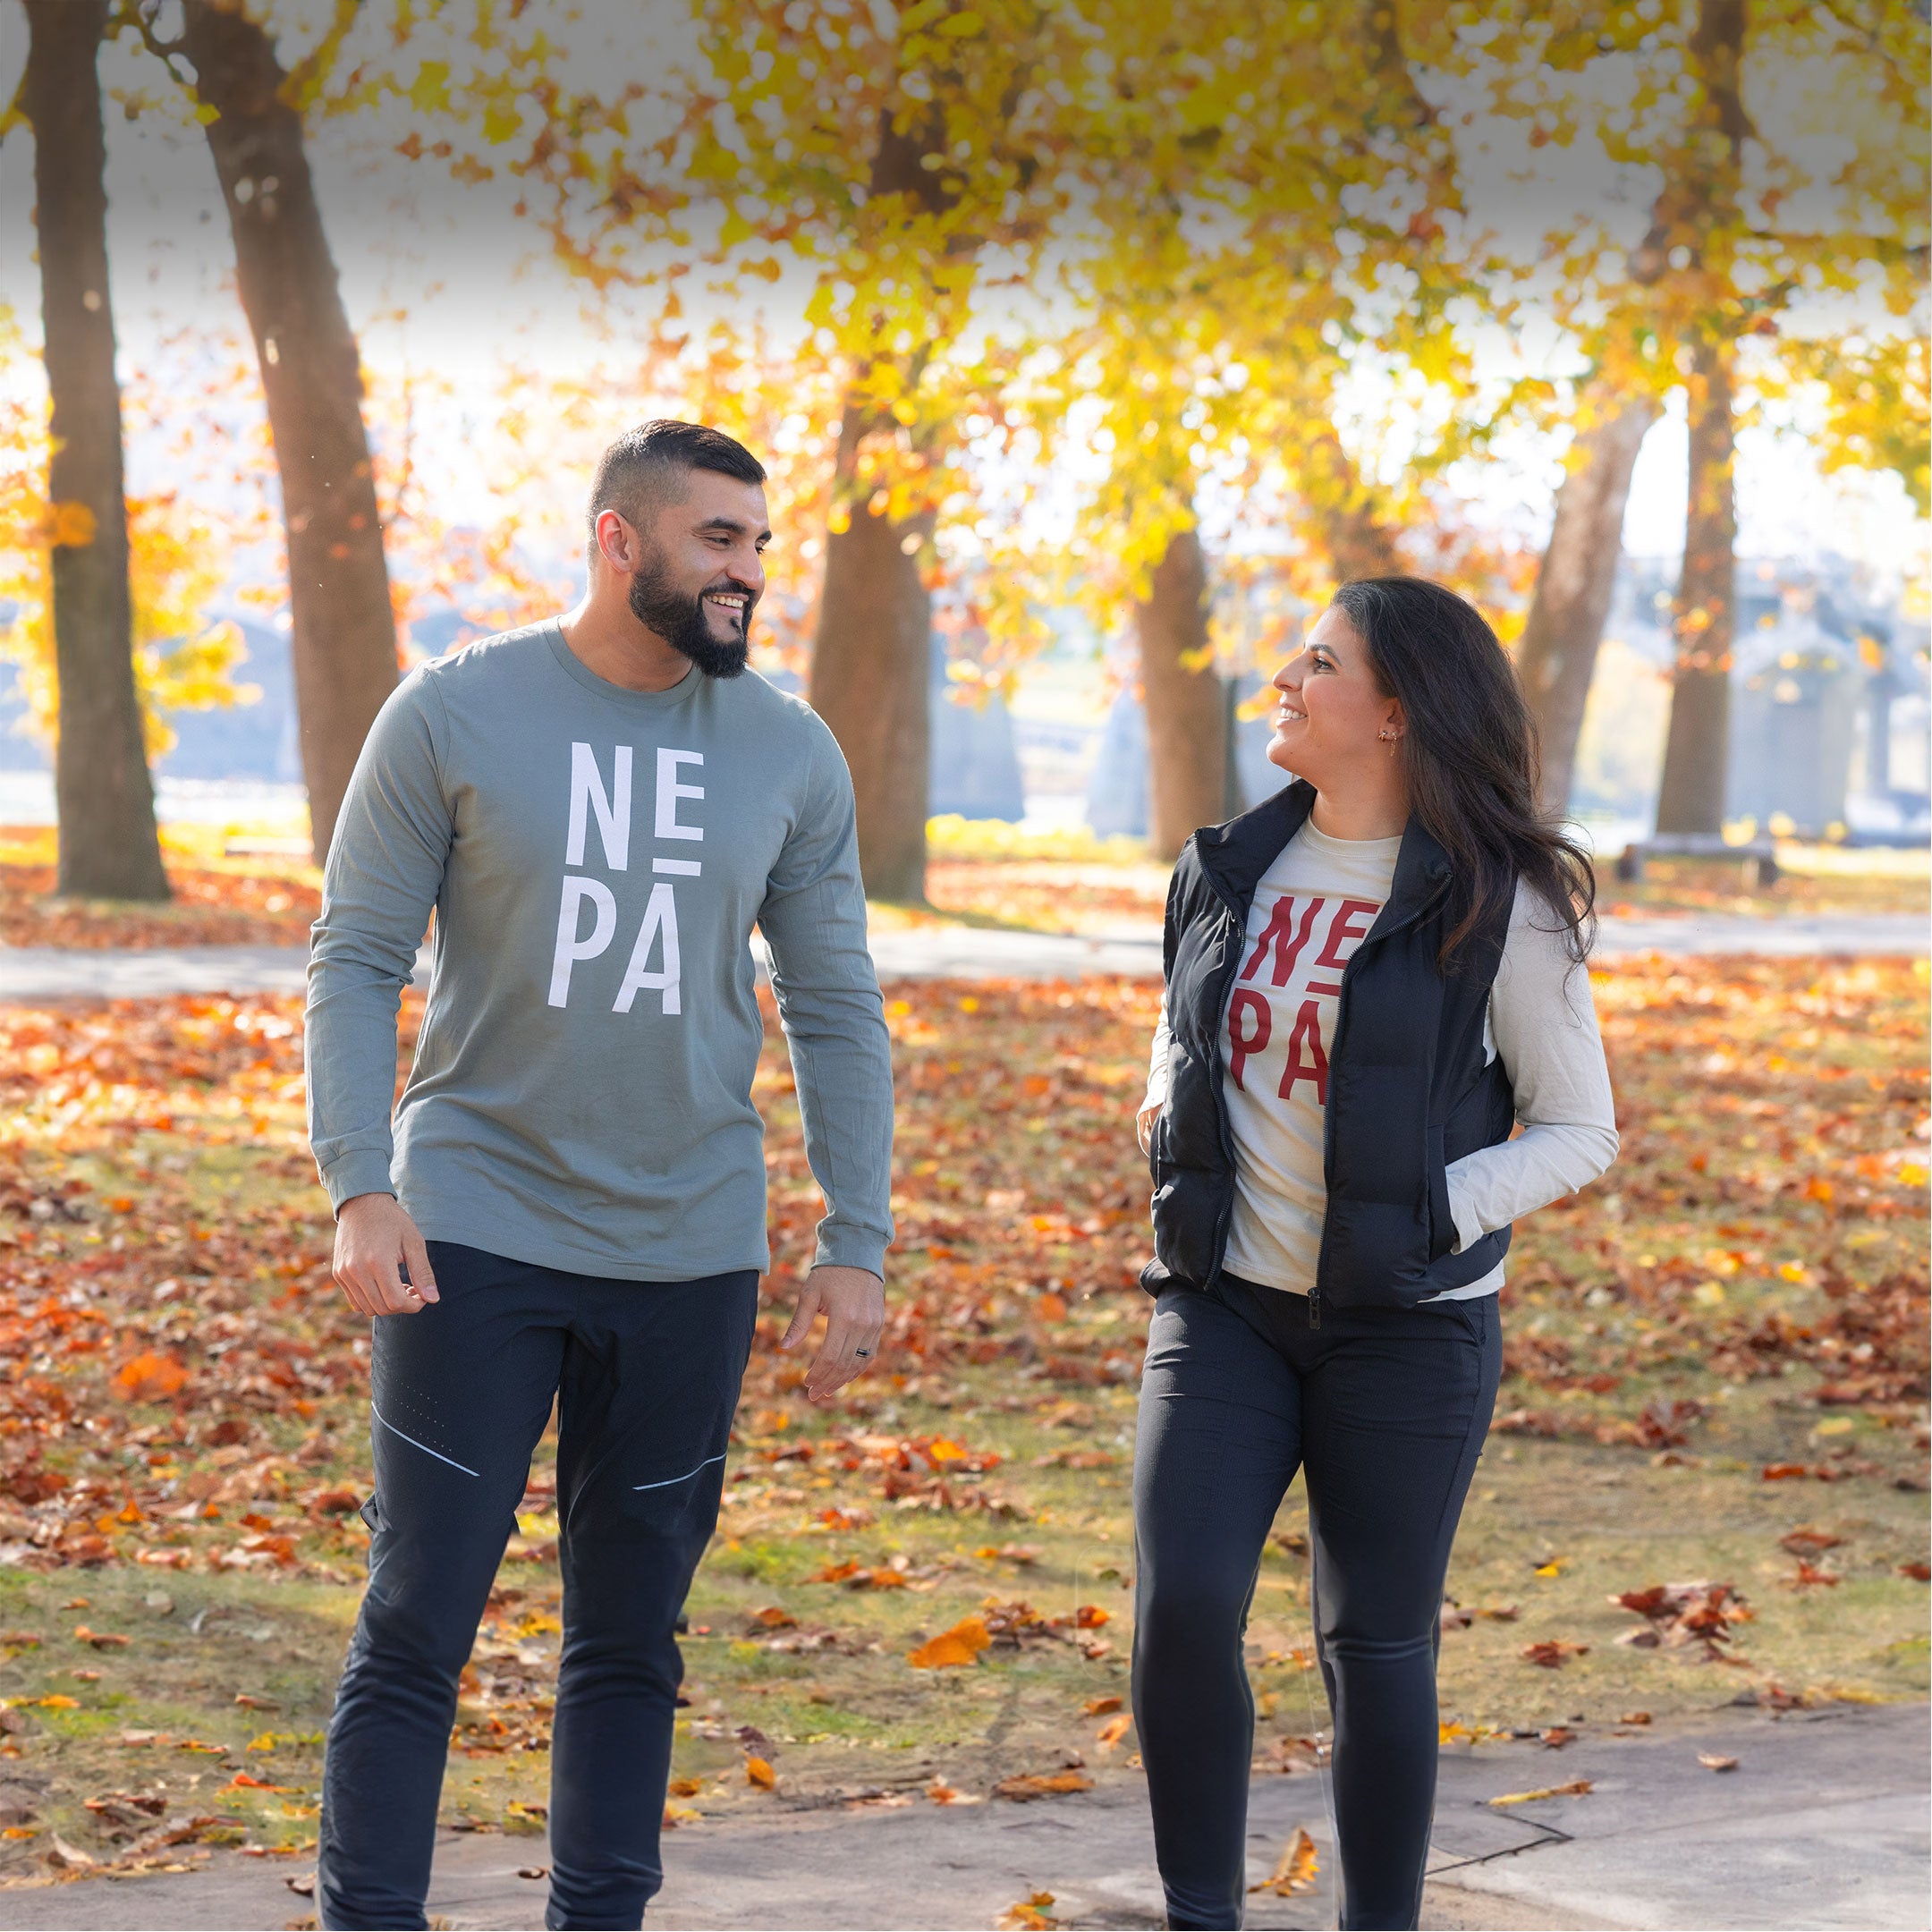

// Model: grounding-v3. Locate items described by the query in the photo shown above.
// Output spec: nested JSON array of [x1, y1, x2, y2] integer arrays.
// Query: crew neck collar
[[545, 619, 703, 711], [1299, 816, 1406, 850]]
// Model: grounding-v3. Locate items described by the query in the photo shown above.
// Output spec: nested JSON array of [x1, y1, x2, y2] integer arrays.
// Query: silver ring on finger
[[854, 1347, 872, 1358]]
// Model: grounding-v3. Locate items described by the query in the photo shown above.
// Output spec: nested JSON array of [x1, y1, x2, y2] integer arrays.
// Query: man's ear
[[594, 508, 638, 575]]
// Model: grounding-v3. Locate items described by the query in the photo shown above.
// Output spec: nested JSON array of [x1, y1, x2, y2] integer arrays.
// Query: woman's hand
[[1137, 1102, 1164, 1157]]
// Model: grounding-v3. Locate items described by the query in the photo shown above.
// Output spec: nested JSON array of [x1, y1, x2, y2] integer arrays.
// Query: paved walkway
[[0, 1703, 1922, 1929], [0, 911, 1923, 1004]]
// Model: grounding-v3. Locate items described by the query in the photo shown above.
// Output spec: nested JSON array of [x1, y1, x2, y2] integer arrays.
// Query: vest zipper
[[1308, 1285, 1322, 1329]]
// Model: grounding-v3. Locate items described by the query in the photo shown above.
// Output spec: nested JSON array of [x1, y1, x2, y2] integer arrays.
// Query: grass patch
[[0, 959, 1925, 1876]]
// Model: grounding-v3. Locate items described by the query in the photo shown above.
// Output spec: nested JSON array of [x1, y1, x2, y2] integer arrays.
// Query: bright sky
[[0, 1, 1922, 597]]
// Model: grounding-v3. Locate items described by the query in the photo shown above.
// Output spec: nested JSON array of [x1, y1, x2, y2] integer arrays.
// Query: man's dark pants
[[318, 1242, 758, 1931]]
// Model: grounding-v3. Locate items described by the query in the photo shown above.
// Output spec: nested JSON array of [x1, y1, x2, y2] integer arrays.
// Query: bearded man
[[305, 421, 894, 1930]]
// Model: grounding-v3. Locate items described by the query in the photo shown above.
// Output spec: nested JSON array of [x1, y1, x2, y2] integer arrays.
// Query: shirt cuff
[[812, 1224, 889, 1281], [320, 1148, 398, 1216], [1140, 1074, 1170, 1115], [1445, 1165, 1484, 1256]]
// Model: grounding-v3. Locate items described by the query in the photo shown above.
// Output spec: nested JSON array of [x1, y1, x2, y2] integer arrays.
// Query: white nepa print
[[548, 742, 702, 1013]]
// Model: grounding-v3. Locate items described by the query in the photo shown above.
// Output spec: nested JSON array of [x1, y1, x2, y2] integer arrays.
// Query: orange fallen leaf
[[1487, 1779, 1594, 1806], [992, 1771, 1092, 1801], [1095, 1713, 1132, 1750], [1083, 1695, 1123, 1716], [1073, 1605, 1109, 1629], [1520, 1639, 1589, 1667], [908, 1616, 992, 1669], [750, 1606, 797, 1629], [72, 1626, 129, 1649], [226, 1772, 298, 1792], [744, 1757, 777, 1790], [996, 1894, 1058, 1931], [666, 1777, 703, 1798], [926, 1777, 983, 1805], [1899, 1562, 1931, 1581], [113, 1352, 189, 1402], [1619, 1710, 1653, 1725], [809, 1560, 865, 1583], [1777, 1527, 1843, 1555], [1248, 1826, 1319, 1896]]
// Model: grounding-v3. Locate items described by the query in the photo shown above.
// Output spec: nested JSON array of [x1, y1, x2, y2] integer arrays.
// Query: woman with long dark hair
[[1132, 576, 1618, 1930]]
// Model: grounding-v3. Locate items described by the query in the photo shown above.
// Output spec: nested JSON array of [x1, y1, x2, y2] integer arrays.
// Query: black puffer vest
[[1142, 780, 1517, 1317]]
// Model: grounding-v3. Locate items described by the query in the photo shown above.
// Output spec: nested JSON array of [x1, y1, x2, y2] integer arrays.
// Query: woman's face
[[1266, 604, 1403, 780]]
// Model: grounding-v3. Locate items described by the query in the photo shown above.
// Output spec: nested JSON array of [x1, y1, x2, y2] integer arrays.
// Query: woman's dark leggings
[[1132, 1274, 1502, 1932]]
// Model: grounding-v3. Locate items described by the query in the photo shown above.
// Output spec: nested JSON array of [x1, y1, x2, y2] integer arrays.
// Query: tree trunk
[[1138, 528, 1226, 862], [1651, 0, 1748, 838], [1517, 394, 1659, 818], [1301, 430, 1403, 583], [23, 0, 170, 902], [807, 403, 934, 901], [1654, 335, 1737, 835], [177, 0, 397, 866], [805, 101, 959, 902]]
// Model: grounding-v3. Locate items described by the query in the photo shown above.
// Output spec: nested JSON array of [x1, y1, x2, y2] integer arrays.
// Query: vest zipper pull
[[1308, 1287, 1322, 1330]]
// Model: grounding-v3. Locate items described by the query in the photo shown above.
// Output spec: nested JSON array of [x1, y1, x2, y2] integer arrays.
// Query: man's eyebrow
[[694, 513, 773, 540]]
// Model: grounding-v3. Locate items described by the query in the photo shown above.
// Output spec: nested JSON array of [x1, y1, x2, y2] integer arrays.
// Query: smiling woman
[[1131, 575, 1617, 1931]]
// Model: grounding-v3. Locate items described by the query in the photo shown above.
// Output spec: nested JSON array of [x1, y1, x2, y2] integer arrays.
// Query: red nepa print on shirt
[[1226, 895, 1379, 1102]]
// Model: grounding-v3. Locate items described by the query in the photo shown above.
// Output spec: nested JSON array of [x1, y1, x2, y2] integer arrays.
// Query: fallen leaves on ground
[[1777, 1527, 1843, 1555], [1609, 1582, 1753, 1657], [1248, 1826, 1320, 1896], [1520, 1640, 1590, 1668], [995, 1892, 1061, 1931], [992, 1771, 1093, 1801], [1698, 1753, 1740, 1773], [0, 833, 320, 950], [1487, 1779, 1594, 1806], [0, 957, 1924, 1855], [908, 1617, 992, 1669]]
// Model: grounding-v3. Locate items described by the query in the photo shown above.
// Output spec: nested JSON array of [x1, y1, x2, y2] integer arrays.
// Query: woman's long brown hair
[[1330, 575, 1597, 972]]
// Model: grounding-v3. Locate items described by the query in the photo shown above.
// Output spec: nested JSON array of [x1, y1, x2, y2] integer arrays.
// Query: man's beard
[[628, 555, 753, 680]]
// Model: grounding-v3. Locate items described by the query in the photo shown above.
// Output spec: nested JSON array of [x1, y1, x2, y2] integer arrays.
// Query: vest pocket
[[1426, 1124, 1455, 1261]]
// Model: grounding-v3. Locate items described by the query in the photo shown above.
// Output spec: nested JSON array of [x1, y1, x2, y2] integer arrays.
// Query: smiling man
[[304, 421, 894, 1931]]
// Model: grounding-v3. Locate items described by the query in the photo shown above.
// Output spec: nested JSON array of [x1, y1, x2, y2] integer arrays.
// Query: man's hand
[[333, 1193, 440, 1318], [780, 1264, 885, 1403], [1137, 1101, 1164, 1157]]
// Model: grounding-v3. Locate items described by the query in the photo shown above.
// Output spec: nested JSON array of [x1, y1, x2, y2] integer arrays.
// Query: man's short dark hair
[[587, 420, 767, 549]]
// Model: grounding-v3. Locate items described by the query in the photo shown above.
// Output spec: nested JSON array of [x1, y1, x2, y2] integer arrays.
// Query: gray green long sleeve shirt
[[305, 620, 894, 1282]]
